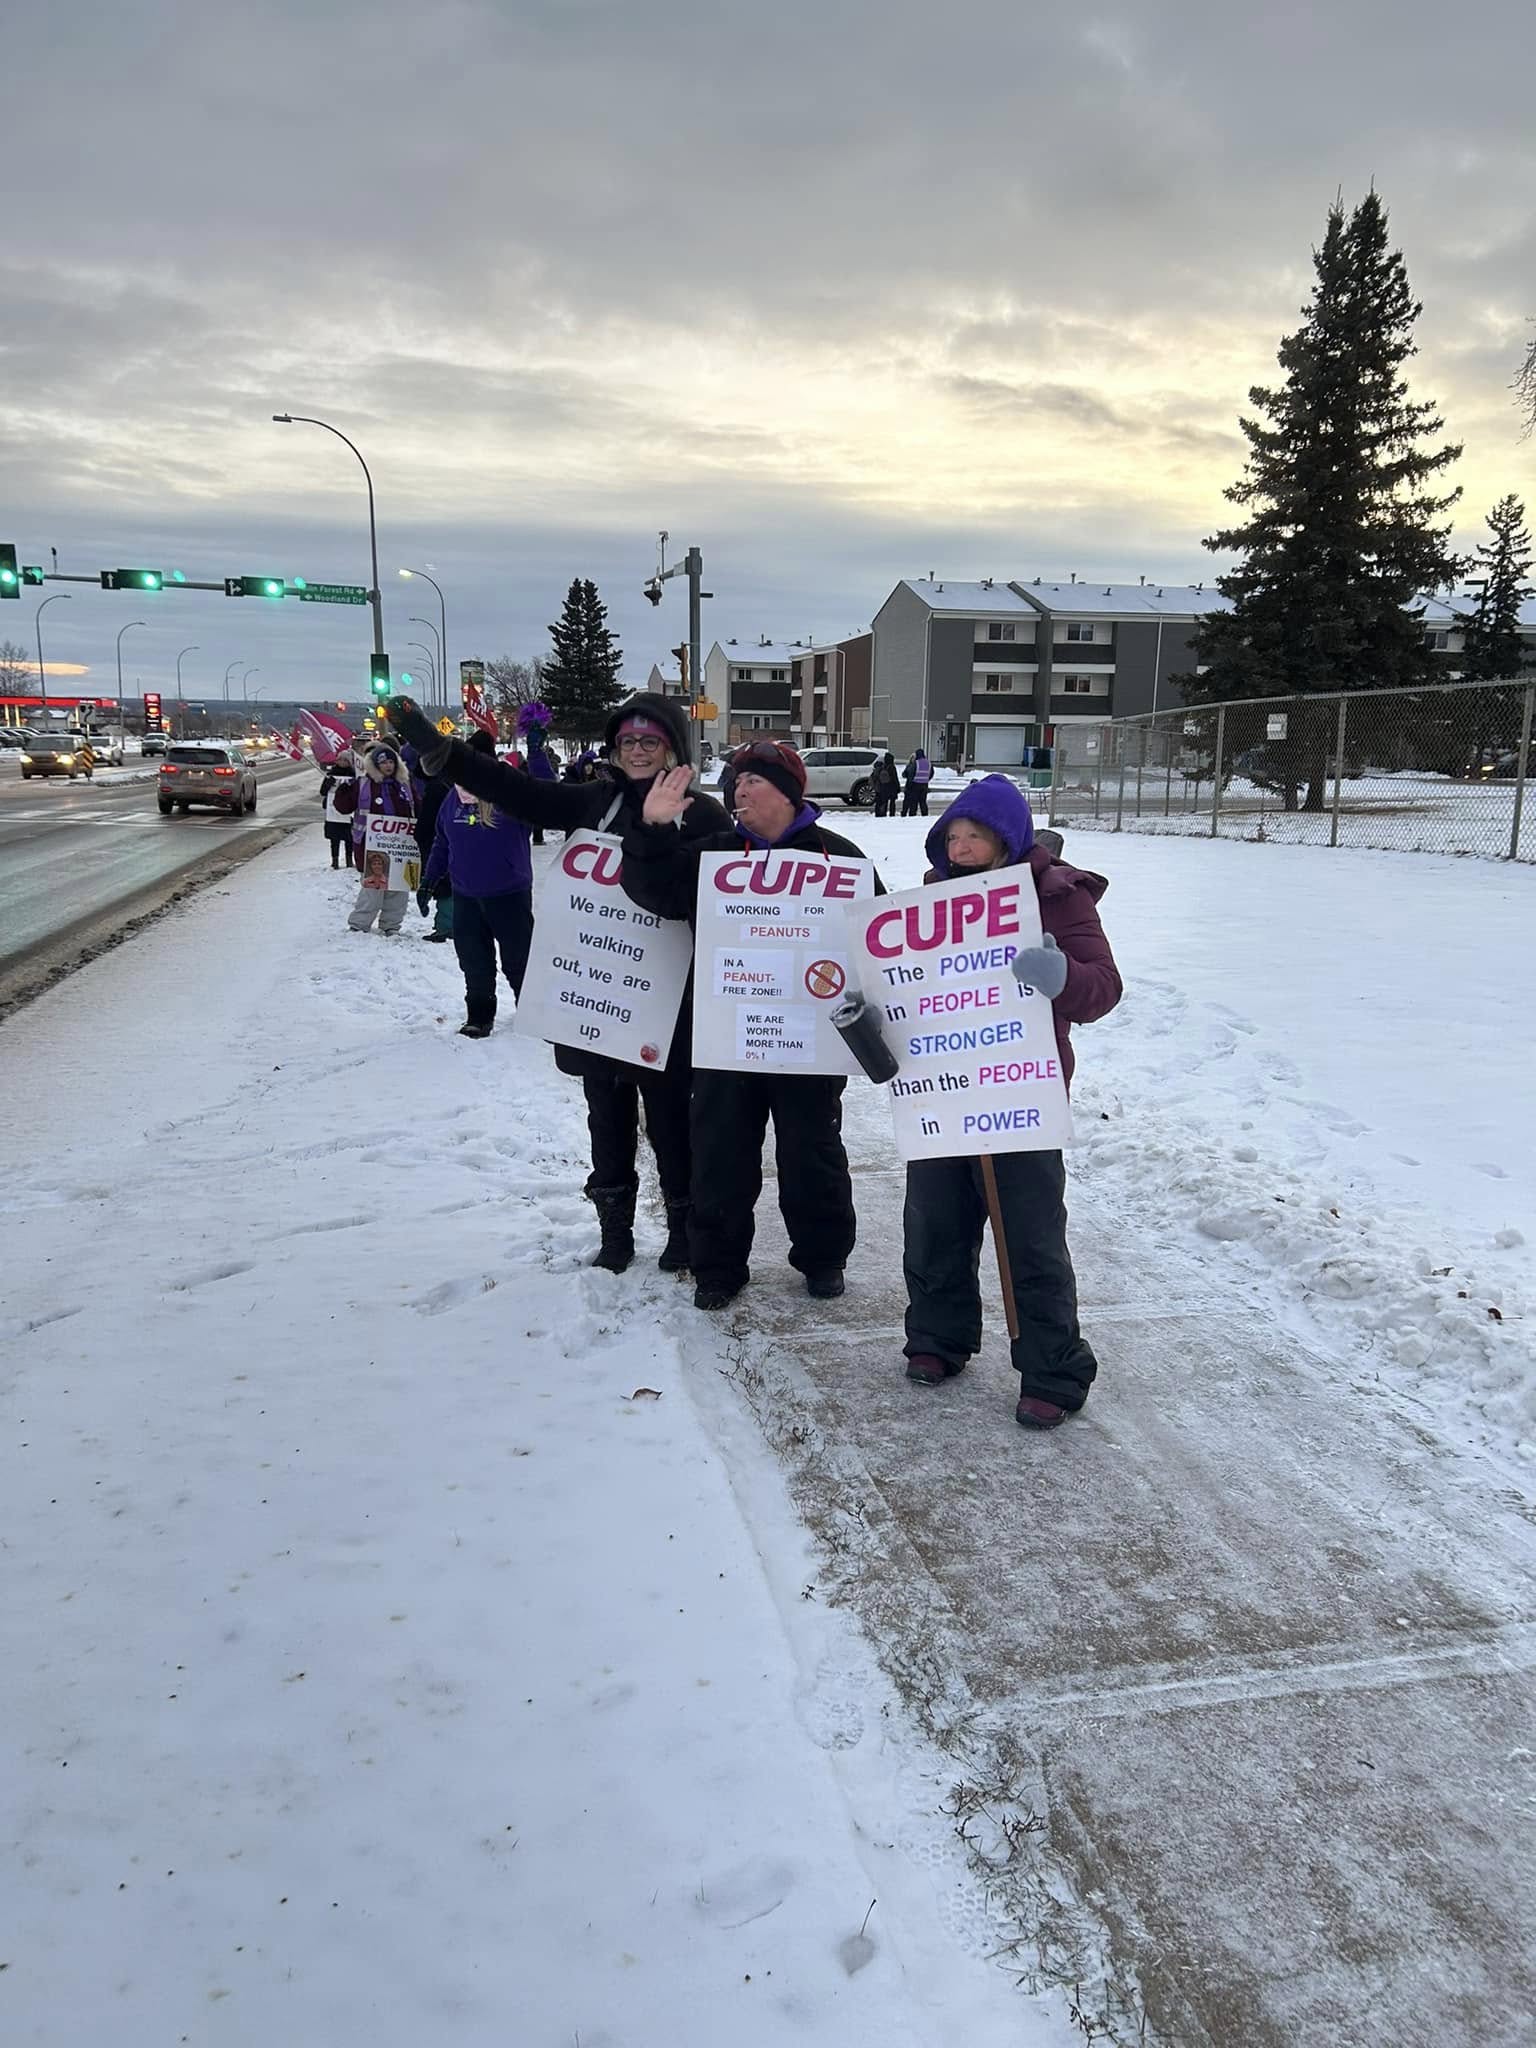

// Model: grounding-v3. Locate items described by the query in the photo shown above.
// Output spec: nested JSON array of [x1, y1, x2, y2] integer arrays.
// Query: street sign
[[436, 716, 457, 736], [296, 583, 369, 606]]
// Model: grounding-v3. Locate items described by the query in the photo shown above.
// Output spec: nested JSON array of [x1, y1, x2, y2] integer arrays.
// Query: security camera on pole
[[642, 530, 710, 727]]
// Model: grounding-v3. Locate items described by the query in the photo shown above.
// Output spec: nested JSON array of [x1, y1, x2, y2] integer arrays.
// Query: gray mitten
[[1011, 933, 1068, 999]]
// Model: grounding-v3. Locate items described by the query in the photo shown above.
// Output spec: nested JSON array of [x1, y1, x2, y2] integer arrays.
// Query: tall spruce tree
[[542, 578, 625, 737], [1190, 191, 1462, 807], [1462, 494, 1532, 683]]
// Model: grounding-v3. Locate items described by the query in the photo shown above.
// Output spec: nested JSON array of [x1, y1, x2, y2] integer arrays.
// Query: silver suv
[[797, 745, 886, 806], [157, 743, 259, 817]]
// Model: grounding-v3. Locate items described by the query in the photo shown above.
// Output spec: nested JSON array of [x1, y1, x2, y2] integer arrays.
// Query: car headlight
[[59, 754, 74, 765], [20, 753, 32, 763]]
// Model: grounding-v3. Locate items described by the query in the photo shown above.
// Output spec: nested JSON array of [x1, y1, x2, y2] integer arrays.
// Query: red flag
[[296, 706, 357, 766], [271, 728, 303, 761], [461, 681, 498, 738]]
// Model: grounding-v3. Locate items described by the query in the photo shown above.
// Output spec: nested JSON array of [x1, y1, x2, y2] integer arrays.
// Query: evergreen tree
[[1188, 191, 1462, 807], [1462, 494, 1532, 684], [541, 578, 625, 738]]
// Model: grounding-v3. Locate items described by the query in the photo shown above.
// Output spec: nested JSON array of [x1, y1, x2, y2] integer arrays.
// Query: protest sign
[[514, 832, 692, 1068], [850, 869, 1072, 1160], [693, 849, 875, 1075], [362, 814, 421, 892]]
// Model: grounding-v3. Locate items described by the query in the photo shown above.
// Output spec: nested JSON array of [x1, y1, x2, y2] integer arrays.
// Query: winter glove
[[415, 886, 431, 917], [1011, 933, 1068, 999], [384, 695, 440, 756]]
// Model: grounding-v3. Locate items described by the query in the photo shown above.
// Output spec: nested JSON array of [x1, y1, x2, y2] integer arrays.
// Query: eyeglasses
[[728, 740, 797, 769], [616, 734, 666, 752]]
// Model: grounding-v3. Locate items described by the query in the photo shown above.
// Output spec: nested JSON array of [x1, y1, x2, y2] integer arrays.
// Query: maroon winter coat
[[922, 843, 1121, 1088]]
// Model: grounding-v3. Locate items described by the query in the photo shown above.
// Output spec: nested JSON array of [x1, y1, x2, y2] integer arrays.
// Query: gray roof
[[897, 577, 1231, 619], [898, 578, 1037, 614], [712, 640, 803, 666], [1417, 588, 1536, 629], [1015, 580, 1231, 617]]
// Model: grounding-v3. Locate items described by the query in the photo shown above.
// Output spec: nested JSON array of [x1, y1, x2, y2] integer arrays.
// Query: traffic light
[[22, 565, 45, 585], [0, 543, 17, 599], [643, 578, 662, 606], [102, 568, 163, 591], [223, 575, 286, 598], [369, 653, 390, 699]]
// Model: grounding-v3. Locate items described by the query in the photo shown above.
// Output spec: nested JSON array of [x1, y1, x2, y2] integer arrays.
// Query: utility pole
[[644, 532, 710, 731]]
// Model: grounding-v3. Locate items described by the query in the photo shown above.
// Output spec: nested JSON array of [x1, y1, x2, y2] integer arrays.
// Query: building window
[[983, 673, 1014, 693], [770, 668, 787, 681], [1426, 631, 1450, 651], [986, 622, 1017, 642], [733, 667, 755, 683], [1058, 674, 1104, 695], [1063, 622, 1096, 643]]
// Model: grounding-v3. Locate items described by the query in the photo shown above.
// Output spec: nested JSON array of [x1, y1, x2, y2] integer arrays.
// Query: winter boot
[[657, 1200, 691, 1274], [1015, 1394, 1069, 1430], [459, 995, 496, 1039], [805, 1267, 845, 1299], [905, 1352, 965, 1384], [590, 1186, 637, 1273]]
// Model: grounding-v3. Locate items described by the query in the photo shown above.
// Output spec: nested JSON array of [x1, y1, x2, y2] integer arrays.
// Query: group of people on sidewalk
[[361, 691, 1122, 1433]]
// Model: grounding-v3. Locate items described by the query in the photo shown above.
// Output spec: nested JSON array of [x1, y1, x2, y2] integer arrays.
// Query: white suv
[[797, 746, 886, 807]]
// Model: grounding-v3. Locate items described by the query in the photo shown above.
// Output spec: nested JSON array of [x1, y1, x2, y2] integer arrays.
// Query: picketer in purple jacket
[[425, 733, 536, 1039], [903, 773, 1123, 1431]]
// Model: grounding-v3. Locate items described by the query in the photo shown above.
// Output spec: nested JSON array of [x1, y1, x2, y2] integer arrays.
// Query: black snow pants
[[583, 1057, 693, 1204], [689, 1070, 856, 1293], [902, 1150, 1098, 1410], [452, 888, 534, 1029]]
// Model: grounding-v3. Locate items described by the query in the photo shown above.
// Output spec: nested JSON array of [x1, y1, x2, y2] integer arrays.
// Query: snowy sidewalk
[[0, 836, 1067, 2048], [3, 820, 1533, 2047]]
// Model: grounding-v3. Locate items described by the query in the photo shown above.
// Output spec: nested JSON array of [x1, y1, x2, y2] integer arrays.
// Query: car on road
[[157, 743, 259, 817], [79, 732, 125, 767], [797, 745, 887, 807], [0, 728, 28, 750], [140, 731, 168, 756], [19, 734, 93, 780]]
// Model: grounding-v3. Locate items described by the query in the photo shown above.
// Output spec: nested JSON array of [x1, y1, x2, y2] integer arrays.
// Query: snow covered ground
[[0, 832, 1068, 2048], [3, 804, 1532, 2044]]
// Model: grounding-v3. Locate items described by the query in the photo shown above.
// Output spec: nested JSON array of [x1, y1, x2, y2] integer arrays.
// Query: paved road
[[0, 754, 316, 971]]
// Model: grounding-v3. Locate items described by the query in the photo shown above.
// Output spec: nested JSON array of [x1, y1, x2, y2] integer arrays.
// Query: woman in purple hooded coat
[[902, 775, 1122, 1430]]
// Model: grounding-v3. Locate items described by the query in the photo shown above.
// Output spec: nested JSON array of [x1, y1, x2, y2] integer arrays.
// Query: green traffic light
[[291, 576, 308, 591], [400, 672, 413, 687], [0, 569, 15, 588], [171, 570, 186, 584], [140, 572, 161, 589], [263, 580, 281, 596]]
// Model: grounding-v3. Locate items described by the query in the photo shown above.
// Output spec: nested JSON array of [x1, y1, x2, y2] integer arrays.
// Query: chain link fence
[[1045, 678, 1536, 862]]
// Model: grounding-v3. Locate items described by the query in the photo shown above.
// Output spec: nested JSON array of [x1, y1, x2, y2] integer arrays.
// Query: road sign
[[295, 583, 369, 606], [436, 716, 457, 736]]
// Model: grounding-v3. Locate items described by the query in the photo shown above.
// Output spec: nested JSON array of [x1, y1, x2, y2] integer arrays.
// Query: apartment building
[[1418, 589, 1536, 673], [870, 575, 1230, 766], [788, 632, 873, 744], [698, 639, 803, 750]]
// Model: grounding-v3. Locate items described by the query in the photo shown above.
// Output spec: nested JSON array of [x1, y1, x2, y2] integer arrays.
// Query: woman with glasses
[[622, 738, 883, 1312], [385, 691, 728, 1273]]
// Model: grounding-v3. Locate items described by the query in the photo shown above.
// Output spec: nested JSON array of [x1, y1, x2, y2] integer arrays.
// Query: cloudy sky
[[5, 0, 1533, 709]]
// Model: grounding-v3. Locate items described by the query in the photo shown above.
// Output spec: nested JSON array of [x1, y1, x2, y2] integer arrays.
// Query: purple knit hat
[[925, 774, 1035, 876]]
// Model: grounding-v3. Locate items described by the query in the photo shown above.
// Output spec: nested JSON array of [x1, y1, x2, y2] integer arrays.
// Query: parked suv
[[20, 734, 92, 780], [797, 745, 886, 807], [158, 743, 259, 817]]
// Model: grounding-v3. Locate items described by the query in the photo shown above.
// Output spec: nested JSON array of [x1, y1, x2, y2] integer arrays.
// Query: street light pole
[[408, 614, 442, 704], [176, 645, 200, 741], [408, 642, 439, 696], [223, 659, 241, 703], [241, 666, 260, 705], [35, 592, 72, 720], [117, 620, 149, 748], [399, 567, 448, 701], [273, 414, 385, 664]]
